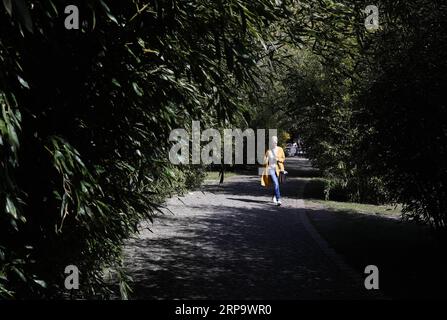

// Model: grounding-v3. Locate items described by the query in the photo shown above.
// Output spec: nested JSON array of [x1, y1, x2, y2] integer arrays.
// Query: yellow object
[[260, 147, 285, 187]]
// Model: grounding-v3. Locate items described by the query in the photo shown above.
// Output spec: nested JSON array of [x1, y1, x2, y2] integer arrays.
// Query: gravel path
[[123, 158, 375, 299]]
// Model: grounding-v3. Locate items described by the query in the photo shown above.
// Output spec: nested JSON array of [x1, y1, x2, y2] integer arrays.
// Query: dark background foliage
[[357, 0, 447, 229]]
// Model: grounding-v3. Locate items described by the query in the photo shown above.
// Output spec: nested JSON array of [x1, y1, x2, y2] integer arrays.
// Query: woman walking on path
[[261, 136, 285, 206]]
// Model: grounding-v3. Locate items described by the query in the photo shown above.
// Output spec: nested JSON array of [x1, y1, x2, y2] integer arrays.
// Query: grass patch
[[306, 201, 447, 299], [205, 171, 238, 181], [307, 199, 402, 218]]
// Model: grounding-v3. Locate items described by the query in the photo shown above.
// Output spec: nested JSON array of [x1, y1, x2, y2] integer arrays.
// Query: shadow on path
[[123, 158, 374, 300]]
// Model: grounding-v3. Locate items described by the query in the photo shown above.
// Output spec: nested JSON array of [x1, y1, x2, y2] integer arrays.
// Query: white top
[[268, 147, 278, 170]]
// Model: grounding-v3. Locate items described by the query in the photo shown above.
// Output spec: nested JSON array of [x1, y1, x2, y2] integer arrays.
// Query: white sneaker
[[277, 200, 282, 206], [272, 196, 277, 205]]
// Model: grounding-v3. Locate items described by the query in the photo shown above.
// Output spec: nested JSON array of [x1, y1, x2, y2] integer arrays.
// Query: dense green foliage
[[283, 1, 447, 226], [0, 0, 287, 298], [357, 0, 447, 229], [247, 0, 447, 229]]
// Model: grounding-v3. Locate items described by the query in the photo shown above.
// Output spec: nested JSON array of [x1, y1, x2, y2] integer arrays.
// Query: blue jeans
[[269, 168, 281, 201]]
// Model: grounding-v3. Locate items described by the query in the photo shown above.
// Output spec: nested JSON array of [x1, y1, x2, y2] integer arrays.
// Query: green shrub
[[0, 0, 283, 298]]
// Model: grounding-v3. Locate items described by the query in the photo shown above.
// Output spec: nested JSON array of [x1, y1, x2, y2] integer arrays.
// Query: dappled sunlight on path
[[123, 158, 376, 299]]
